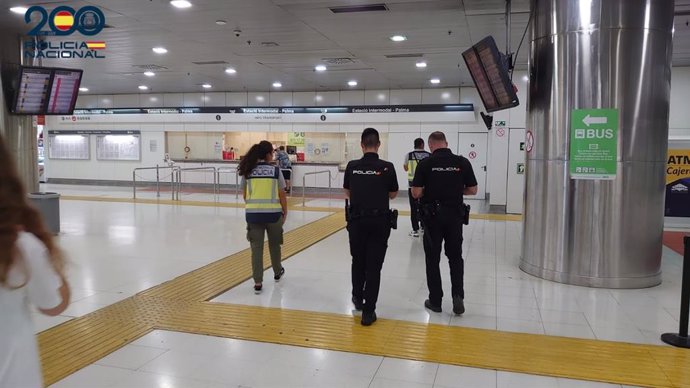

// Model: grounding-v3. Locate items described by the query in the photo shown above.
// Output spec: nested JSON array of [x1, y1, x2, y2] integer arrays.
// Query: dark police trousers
[[408, 188, 422, 231], [347, 215, 391, 313], [423, 208, 464, 306]]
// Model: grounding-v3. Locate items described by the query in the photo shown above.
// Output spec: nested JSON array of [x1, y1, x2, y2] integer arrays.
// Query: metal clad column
[[521, 0, 675, 288], [0, 31, 39, 192]]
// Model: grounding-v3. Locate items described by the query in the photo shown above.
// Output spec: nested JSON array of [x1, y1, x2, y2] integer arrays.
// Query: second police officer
[[344, 127, 399, 326], [411, 131, 478, 315]]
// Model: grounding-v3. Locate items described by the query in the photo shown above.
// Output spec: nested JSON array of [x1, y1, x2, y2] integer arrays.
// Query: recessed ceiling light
[[225, 67, 237, 74], [348, 80, 358, 87], [272, 82, 282, 88], [441, 92, 451, 99], [78, 87, 89, 92], [202, 83, 212, 89], [314, 65, 327, 72], [390, 35, 407, 42], [430, 78, 440, 84], [416, 61, 427, 68], [152, 47, 168, 54], [522, 75, 529, 82], [138, 85, 149, 90], [9, 6, 27, 14], [170, 0, 192, 9], [256, 96, 265, 102], [215, 20, 227, 25], [144, 71, 155, 77]]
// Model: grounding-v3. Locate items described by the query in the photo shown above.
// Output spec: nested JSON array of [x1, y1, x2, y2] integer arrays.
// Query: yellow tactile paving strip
[[60, 195, 523, 221], [38, 200, 688, 388]]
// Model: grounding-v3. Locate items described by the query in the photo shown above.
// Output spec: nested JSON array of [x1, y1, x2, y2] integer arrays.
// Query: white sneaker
[[409, 230, 419, 237]]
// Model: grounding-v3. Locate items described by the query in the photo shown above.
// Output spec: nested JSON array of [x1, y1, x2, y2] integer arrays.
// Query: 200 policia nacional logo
[[23, 6, 107, 59]]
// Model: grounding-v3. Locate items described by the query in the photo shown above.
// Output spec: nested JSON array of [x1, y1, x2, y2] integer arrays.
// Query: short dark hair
[[361, 127, 380, 148], [428, 131, 446, 143], [414, 138, 424, 148], [279, 146, 285, 151]]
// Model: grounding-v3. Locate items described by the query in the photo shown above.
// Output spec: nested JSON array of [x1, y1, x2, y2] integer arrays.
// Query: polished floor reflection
[[35, 184, 685, 387]]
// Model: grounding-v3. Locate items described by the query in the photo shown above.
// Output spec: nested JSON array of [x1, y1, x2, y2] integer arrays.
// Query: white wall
[[670, 67, 690, 139], [488, 70, 529, 207], [46, 130, 166, 182], [48, 87, 488, 186]]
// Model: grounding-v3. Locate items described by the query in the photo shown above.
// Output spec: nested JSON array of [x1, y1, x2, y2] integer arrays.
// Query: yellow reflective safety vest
[[407, 150, 431, 181], [245, 163, 282, 222]]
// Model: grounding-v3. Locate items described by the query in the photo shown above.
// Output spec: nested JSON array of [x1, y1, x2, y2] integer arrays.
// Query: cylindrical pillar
[[521, 0, 675, 288], [0, 31, 39, 192]]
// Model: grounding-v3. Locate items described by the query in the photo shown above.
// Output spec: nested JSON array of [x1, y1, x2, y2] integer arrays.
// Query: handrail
[[302, 170, 332, 206], [132, 165, 179, 200], [175, 166, 218, 201], [217, 167, 240, 199]]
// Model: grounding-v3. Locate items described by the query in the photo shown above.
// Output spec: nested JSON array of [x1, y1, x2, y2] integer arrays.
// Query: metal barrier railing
[[216, 166, 240, 199], [175, 166, 218, 201], [132, 165, 179, 200], [302, 170, 332, 206]]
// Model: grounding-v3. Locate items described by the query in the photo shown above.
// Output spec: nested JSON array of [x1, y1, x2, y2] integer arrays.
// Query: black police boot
[[352, 296, 363, 311], [424, 299, 442, 313], [361, 310, 377, 326], [452, 296, 465, 315]]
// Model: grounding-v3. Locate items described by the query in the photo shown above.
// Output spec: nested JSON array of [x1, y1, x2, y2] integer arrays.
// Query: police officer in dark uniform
[[344, 127, 399, 326], [411, 131, 478, 315]]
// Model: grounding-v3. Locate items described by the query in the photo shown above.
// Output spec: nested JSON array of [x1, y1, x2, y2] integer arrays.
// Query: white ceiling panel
[[0, 0, 686, 93]]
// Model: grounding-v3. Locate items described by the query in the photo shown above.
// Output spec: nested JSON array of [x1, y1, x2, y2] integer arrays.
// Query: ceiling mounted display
[[462, 35, 519, 113]]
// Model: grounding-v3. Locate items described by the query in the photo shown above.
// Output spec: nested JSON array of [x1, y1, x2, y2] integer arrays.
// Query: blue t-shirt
[[276, 151, 291, 169]]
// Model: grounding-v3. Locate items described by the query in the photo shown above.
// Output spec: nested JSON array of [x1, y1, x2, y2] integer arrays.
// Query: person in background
[[403, 138, 431, 237], [238, 140, 287, 293], [0, 134, 71, 388], [275, 145, 292, 194]]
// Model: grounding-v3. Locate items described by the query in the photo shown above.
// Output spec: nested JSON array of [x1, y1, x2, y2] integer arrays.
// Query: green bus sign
[[569, 108, 618, 180]]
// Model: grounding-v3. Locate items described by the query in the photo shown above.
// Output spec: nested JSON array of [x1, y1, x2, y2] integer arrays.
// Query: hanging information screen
[[569, 108, 619, 180], [46, 69, 83, 115], [13, 67, 52, 115]]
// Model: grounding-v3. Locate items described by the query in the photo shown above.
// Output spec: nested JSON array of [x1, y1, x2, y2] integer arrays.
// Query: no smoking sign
[[496, 128, 506, 137], [468, 151, 477, 159]]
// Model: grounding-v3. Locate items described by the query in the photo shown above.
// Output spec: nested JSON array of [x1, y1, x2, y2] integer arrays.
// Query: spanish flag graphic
[[86, 41, 107, 50], [53, 11, 74, 31]]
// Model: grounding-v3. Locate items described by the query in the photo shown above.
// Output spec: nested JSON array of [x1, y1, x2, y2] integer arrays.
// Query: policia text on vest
[[403, 138, 431, 236], [344, 128, 399, 327], [411, 131, 478, 316]]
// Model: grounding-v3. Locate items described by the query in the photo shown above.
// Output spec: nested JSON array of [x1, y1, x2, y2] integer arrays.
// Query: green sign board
[[569, 108, 618, 180], [288, 132, 305, 147]]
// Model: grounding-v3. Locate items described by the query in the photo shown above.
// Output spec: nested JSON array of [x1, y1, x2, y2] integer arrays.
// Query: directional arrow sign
[[570, 108, 618, 180], [583, 114, 608, 127]]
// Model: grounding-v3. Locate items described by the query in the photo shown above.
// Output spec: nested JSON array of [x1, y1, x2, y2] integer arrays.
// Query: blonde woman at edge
[[0, 134, 71, 388], [238, 140, 287, 293]]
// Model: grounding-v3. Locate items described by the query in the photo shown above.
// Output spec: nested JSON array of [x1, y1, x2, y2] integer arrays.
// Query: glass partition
[[166, 131, 388, 164]]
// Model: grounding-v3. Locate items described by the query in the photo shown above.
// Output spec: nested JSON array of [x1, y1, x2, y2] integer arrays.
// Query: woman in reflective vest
[[238, 140, 287, 293]]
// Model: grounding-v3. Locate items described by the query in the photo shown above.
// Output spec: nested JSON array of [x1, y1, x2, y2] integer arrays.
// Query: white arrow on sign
[[583, 114, 607, 127]]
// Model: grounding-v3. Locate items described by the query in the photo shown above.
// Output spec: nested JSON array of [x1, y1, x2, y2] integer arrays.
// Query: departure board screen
[[46, 69, 82, 115], [462, 36, 519, 113], [13, 67, 52, 115]]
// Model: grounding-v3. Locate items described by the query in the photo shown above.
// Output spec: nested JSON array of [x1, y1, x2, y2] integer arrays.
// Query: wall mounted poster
[[665, 149, 690, 217]]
